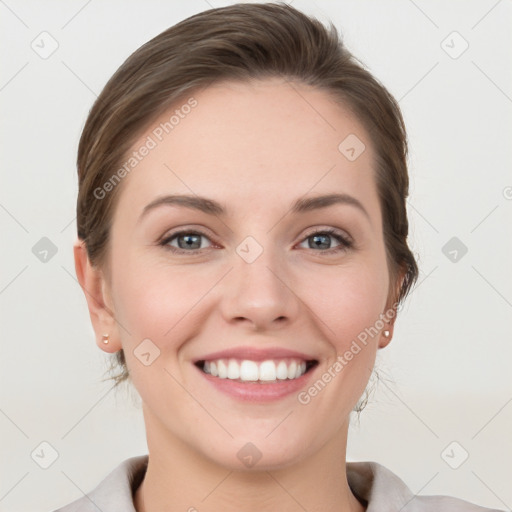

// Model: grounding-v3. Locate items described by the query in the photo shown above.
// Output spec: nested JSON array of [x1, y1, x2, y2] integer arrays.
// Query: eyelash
[[159, 228, 353, 255]]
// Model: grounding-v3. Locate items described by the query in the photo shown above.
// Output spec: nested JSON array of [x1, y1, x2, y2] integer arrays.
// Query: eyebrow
[[138, 192, 370, 222]]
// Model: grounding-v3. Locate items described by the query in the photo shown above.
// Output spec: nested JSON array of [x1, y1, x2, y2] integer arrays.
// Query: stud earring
[[383, 330, 390, 338], [102, 334, 110, 344]]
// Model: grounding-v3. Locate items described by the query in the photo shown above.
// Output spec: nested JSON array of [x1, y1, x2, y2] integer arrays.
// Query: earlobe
[[379, 268, 404, 349], [378, 301, 398, 349], [100, 333, 118, 354], [379, 326, 393, 348], [379, 299, 398, 348], [73, 239, 122, 353]]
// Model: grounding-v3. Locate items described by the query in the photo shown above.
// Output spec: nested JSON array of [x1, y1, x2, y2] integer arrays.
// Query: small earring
[[383, 330, 390, 338], [102, 334, 110, 344]]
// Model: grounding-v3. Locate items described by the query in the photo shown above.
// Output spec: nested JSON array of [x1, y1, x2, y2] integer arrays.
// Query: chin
[[197, 431, 318, 472]]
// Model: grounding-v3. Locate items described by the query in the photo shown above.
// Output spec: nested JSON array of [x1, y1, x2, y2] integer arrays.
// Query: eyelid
[[301, 225, 353, 244], [158, 225, 216, 243]]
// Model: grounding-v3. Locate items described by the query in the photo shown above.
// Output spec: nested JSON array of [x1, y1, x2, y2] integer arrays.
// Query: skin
[[74, 77, 400, 512]]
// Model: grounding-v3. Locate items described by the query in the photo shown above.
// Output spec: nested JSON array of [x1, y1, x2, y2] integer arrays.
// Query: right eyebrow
[[138, 194, 225, 224]]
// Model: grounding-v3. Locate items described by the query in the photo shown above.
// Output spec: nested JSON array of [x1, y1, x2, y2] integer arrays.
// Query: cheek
[[109, 248, 216, 364], [300, 259, 389, 346], [110, 264, 217, 405], [290, 261, 388, 419]]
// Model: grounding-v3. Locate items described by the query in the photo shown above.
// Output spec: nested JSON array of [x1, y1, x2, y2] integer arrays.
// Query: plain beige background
[[1, 1, 511, 511]]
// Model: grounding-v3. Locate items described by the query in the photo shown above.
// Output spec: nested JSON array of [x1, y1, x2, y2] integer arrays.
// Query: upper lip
[[194, 346, 318, 363]]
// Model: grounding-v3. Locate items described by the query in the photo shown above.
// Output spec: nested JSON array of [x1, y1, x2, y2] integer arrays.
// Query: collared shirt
[[52, 455, 504, 512]]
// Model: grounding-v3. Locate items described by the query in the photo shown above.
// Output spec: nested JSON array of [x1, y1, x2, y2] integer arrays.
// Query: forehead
[[113, 78, 379, 221]]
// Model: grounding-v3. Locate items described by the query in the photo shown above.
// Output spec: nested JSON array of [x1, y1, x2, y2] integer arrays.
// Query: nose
[[219, 242, 301, 331]]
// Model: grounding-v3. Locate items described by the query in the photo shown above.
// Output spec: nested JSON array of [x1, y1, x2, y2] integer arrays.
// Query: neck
[[134, 407, 365, 512]]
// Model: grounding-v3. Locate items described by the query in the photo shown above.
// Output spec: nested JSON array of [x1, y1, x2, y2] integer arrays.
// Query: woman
[[55, 2, 504, 511]]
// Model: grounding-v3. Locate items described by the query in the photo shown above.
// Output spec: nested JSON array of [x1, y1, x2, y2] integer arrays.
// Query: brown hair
[[77, 2, 418, 388]]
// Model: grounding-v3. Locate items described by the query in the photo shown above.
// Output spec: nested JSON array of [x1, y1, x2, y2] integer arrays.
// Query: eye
[[297, 228, 353, 254], [160, 230, 213, 253], [159, 227, 353, 255]]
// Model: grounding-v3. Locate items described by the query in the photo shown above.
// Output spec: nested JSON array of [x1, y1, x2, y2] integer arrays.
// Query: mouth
[[194, 358, 319, 384]]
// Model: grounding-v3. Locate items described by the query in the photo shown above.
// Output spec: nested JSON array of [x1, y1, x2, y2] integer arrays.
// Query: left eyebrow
[[290, 193, 370, 220], [137, 192, 370, 223]]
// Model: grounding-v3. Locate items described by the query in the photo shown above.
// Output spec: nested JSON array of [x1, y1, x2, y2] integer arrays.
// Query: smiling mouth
[[194, 358, 318, 383]]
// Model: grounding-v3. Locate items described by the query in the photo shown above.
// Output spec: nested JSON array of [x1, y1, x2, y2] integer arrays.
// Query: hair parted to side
[[77, 1, 418, 389]]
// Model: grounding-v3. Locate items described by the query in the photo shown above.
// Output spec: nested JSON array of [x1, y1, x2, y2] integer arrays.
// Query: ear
[[73, 238, 122, 353], [377, 307, 396, 349], [378, 267, 405, 349]]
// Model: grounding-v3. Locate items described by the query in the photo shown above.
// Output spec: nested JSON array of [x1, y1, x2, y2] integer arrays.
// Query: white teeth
[[287, 361, 297, 379], [217, 359, 228, 379], [276, 361, 288, 380], [240, 360, 259, 381], [227, 359, 240, 379], [259, 360, 276, 381], [201, 358, 310, 382]]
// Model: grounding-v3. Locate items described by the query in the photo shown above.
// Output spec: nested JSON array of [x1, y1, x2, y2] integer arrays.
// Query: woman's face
[[99, 78, 394, 470]]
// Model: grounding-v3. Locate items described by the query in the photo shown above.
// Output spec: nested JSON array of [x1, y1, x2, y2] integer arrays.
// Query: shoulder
[[51, 455, 148, 512], [346, 460, 505, 512]]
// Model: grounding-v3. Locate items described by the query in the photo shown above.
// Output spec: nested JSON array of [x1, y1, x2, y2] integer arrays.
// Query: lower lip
[[194, 364, 317, 402]]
